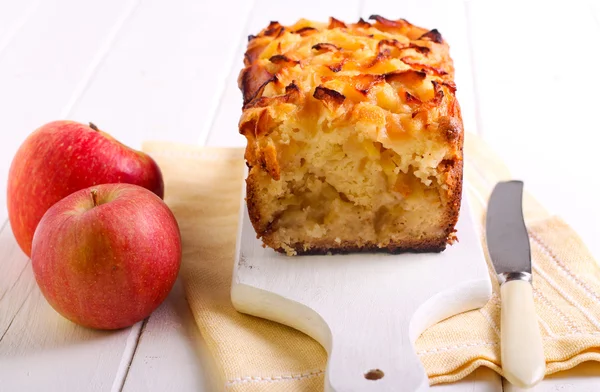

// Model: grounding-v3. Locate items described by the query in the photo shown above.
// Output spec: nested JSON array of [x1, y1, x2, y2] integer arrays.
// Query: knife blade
[[486, 181, 545, 388], [486, 180, 531, 280]]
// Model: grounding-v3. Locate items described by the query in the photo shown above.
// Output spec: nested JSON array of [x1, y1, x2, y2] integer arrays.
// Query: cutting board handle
[[232, 283, 431, 391], [324, 313, 429, 392], [233, 198, 491, 392]]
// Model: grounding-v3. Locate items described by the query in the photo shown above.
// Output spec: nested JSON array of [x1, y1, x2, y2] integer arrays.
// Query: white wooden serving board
[[231, 191, 492, 392]]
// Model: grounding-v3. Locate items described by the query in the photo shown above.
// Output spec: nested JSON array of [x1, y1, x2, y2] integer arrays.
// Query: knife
[[486, 181, 545, 388]]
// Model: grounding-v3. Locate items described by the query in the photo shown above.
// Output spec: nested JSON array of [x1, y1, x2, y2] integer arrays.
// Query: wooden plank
[[0, 221, 35, 339], [362, 0, 479, 135], [206, 0, 361, 147], [592, 2, 600, 27], [67, 0, 254, 149], [0, 222, 135, 392], [0, 0, 135, 226], [0, 0, 38, 57], [434, 368, 502, 392], [122, 280, 221, 392], [0, 285, 137, 392], [466, 0, 600, 260]]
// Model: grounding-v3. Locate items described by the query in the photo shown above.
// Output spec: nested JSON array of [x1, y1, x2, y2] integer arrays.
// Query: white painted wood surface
[[465, 0, 600, 260], [232, 198, 491, 391], [0, 0, 597, 391]]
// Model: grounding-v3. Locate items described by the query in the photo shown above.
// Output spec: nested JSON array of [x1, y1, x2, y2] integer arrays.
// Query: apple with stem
[[31, 183, 181, 330], [8, 120, 164, 257]]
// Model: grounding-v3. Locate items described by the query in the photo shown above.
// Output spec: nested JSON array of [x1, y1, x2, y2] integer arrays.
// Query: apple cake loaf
[[238, 16, 464, 255]]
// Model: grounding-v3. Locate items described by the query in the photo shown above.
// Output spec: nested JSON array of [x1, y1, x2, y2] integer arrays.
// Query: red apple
[[31, 183, 181, 330], [8, 120, 164, 257]]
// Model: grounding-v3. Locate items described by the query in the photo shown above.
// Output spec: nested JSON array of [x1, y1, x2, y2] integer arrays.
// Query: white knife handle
[[500, 278, 545, 388]]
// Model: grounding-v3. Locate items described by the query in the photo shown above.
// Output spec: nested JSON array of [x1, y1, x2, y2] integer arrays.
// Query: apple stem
[[91, 189, 99, 207], [89, 122, 99, 131]]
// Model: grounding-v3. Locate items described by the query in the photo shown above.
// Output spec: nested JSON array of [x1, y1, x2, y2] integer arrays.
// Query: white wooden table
[[1, 1, 599, 391]]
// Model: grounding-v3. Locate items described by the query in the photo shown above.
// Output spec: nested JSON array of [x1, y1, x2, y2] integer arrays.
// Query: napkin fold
[[143, 134, 600, 391]]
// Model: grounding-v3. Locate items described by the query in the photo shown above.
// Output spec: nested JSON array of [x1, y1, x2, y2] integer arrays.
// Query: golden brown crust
[[328, 17, 347, 29], [275, 238, 448, 255], [312, 42, 341, 53], [418, 29, 443, 43], [313, 86, 346, 106], [238, 17, 459, 167], [238, 64, 274, 106], [437, 98, 465, 244]]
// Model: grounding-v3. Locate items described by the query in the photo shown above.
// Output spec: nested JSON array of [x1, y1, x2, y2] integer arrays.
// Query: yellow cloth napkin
[[143, 134, 600, 391]]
